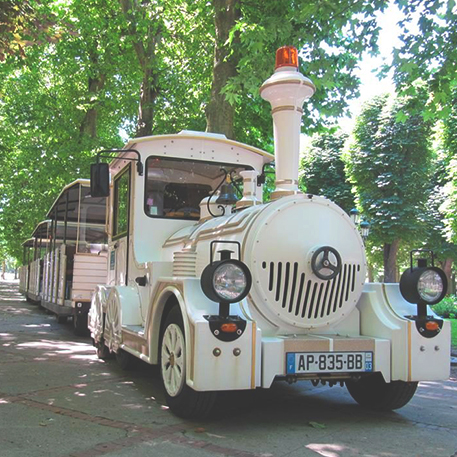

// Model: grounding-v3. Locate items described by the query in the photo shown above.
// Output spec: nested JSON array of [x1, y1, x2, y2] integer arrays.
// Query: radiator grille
[[173, 252, 197, 277], [261, 261, 361, 321]]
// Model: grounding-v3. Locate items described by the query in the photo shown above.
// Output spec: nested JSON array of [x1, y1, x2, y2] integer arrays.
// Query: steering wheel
[[311, 246, 342, 280]]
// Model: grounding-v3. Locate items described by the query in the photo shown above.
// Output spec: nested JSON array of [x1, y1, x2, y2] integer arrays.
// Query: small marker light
[[275, 46, 299, 70], [425, 321, 439, 331], [220, 323, 238, 333]]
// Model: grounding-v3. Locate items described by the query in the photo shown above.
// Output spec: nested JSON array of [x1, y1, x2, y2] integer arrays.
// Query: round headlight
[[201, 259, 252, 304], [417, 270, 444, 302], [213, 263, 247, 301], [400, 266, 447, 305]]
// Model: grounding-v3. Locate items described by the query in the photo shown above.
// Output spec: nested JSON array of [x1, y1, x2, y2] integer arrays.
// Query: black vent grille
[[261, 261, 361, 320]]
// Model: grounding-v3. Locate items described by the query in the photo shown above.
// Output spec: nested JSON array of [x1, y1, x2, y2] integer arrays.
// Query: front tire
[[346, 373, 418, 411], [160, 305, 216, 419]]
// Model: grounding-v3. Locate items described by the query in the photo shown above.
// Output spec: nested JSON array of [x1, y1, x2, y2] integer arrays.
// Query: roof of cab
[[123, 131, 274, 163]]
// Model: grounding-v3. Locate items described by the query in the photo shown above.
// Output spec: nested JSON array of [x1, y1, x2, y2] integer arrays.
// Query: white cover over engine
[[243, 194, 367, 330], [165, 193, 367, 332]]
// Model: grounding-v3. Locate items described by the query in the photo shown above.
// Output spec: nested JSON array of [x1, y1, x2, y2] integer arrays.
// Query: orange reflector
[[220, 323, 238, 333], [275, 46, 299, 69], [425, 321, 439, 331]]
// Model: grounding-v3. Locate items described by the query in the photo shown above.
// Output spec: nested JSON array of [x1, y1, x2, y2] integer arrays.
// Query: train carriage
[[19, 238, 37, 296], [76, 46, 450, 418], [19, 180, 108, 333], [19, 220, 52, 302]]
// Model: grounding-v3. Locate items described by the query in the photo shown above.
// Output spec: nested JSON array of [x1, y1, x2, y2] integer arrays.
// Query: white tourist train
[[87, 47, 450, 418], [19, 180, 108, 334]]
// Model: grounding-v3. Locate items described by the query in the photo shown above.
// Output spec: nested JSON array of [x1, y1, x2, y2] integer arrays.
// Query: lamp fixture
[[350, 208, 360, 225], [360, 220, 370, 240]]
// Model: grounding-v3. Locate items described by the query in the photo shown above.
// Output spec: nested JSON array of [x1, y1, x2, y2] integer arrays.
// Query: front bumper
[[261, 334, 390, 388]]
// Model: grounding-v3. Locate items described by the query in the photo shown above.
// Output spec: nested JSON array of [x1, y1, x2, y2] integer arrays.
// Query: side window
[[113, 166, 130, 238]]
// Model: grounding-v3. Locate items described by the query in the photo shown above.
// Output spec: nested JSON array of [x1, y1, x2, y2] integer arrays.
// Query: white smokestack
[[236, 170, 259, 210], [260, 46, 315, 200]]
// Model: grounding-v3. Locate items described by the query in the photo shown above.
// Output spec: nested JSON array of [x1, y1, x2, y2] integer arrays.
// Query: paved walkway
[[1, 279, 456, 457]]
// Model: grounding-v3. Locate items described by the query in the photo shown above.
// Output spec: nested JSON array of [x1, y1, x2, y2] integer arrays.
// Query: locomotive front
[[243, 194, 367, 333]]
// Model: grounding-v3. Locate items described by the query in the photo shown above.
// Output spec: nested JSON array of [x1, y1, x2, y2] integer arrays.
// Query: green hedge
[[433, 295, 457, 319], [451, 320, 457, 348]]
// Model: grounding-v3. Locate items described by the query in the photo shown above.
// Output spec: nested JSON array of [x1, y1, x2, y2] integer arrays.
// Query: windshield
[[144, 157, 251, 220]]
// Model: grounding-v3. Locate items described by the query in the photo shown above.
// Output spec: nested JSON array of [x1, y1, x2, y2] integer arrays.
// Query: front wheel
[[346, 373, 418, 411], [160, 305, 216, 419]]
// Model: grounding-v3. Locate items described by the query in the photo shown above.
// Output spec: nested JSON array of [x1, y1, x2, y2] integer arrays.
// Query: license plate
[[286, 352, 373, 374]]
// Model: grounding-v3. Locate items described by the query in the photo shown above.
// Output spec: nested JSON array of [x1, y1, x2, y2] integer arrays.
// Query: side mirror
[[90, 163, 110, 197]]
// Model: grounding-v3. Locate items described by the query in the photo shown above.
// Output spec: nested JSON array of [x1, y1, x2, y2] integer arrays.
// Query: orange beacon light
[[275, 46, 299, 69]]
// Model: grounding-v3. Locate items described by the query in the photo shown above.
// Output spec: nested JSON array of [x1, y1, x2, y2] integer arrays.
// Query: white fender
[[147, 284, 189, 366], [88, 285, 112, 343]]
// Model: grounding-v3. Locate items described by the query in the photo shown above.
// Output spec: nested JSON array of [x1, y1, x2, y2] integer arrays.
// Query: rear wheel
[[160, 305, 216, 419], [95, 339, 111, 360], [73, 313, 88, 336], [346, 373, 418, 411], [115, 348, 136, 370], [57, 315, 67, 324]]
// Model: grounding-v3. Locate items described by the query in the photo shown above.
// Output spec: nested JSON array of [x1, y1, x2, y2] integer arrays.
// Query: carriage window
[[144, 157, 251, 220], [77, 187, 108, 253], [113, 166, 130, 238]]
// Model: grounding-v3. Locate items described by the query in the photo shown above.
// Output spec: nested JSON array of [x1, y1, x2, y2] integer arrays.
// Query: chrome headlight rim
[[201, 259, 252, 304]]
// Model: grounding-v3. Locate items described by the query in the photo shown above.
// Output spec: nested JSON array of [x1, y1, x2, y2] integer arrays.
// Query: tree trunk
[[205, 0, 240, 139], [79, 70, 106, 138], [367, 263, 374, 282], [439, 258, 453, 295], [136, 66, 159, 137], [119, 0, 161, 138], [383, 239, 400, 283]]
